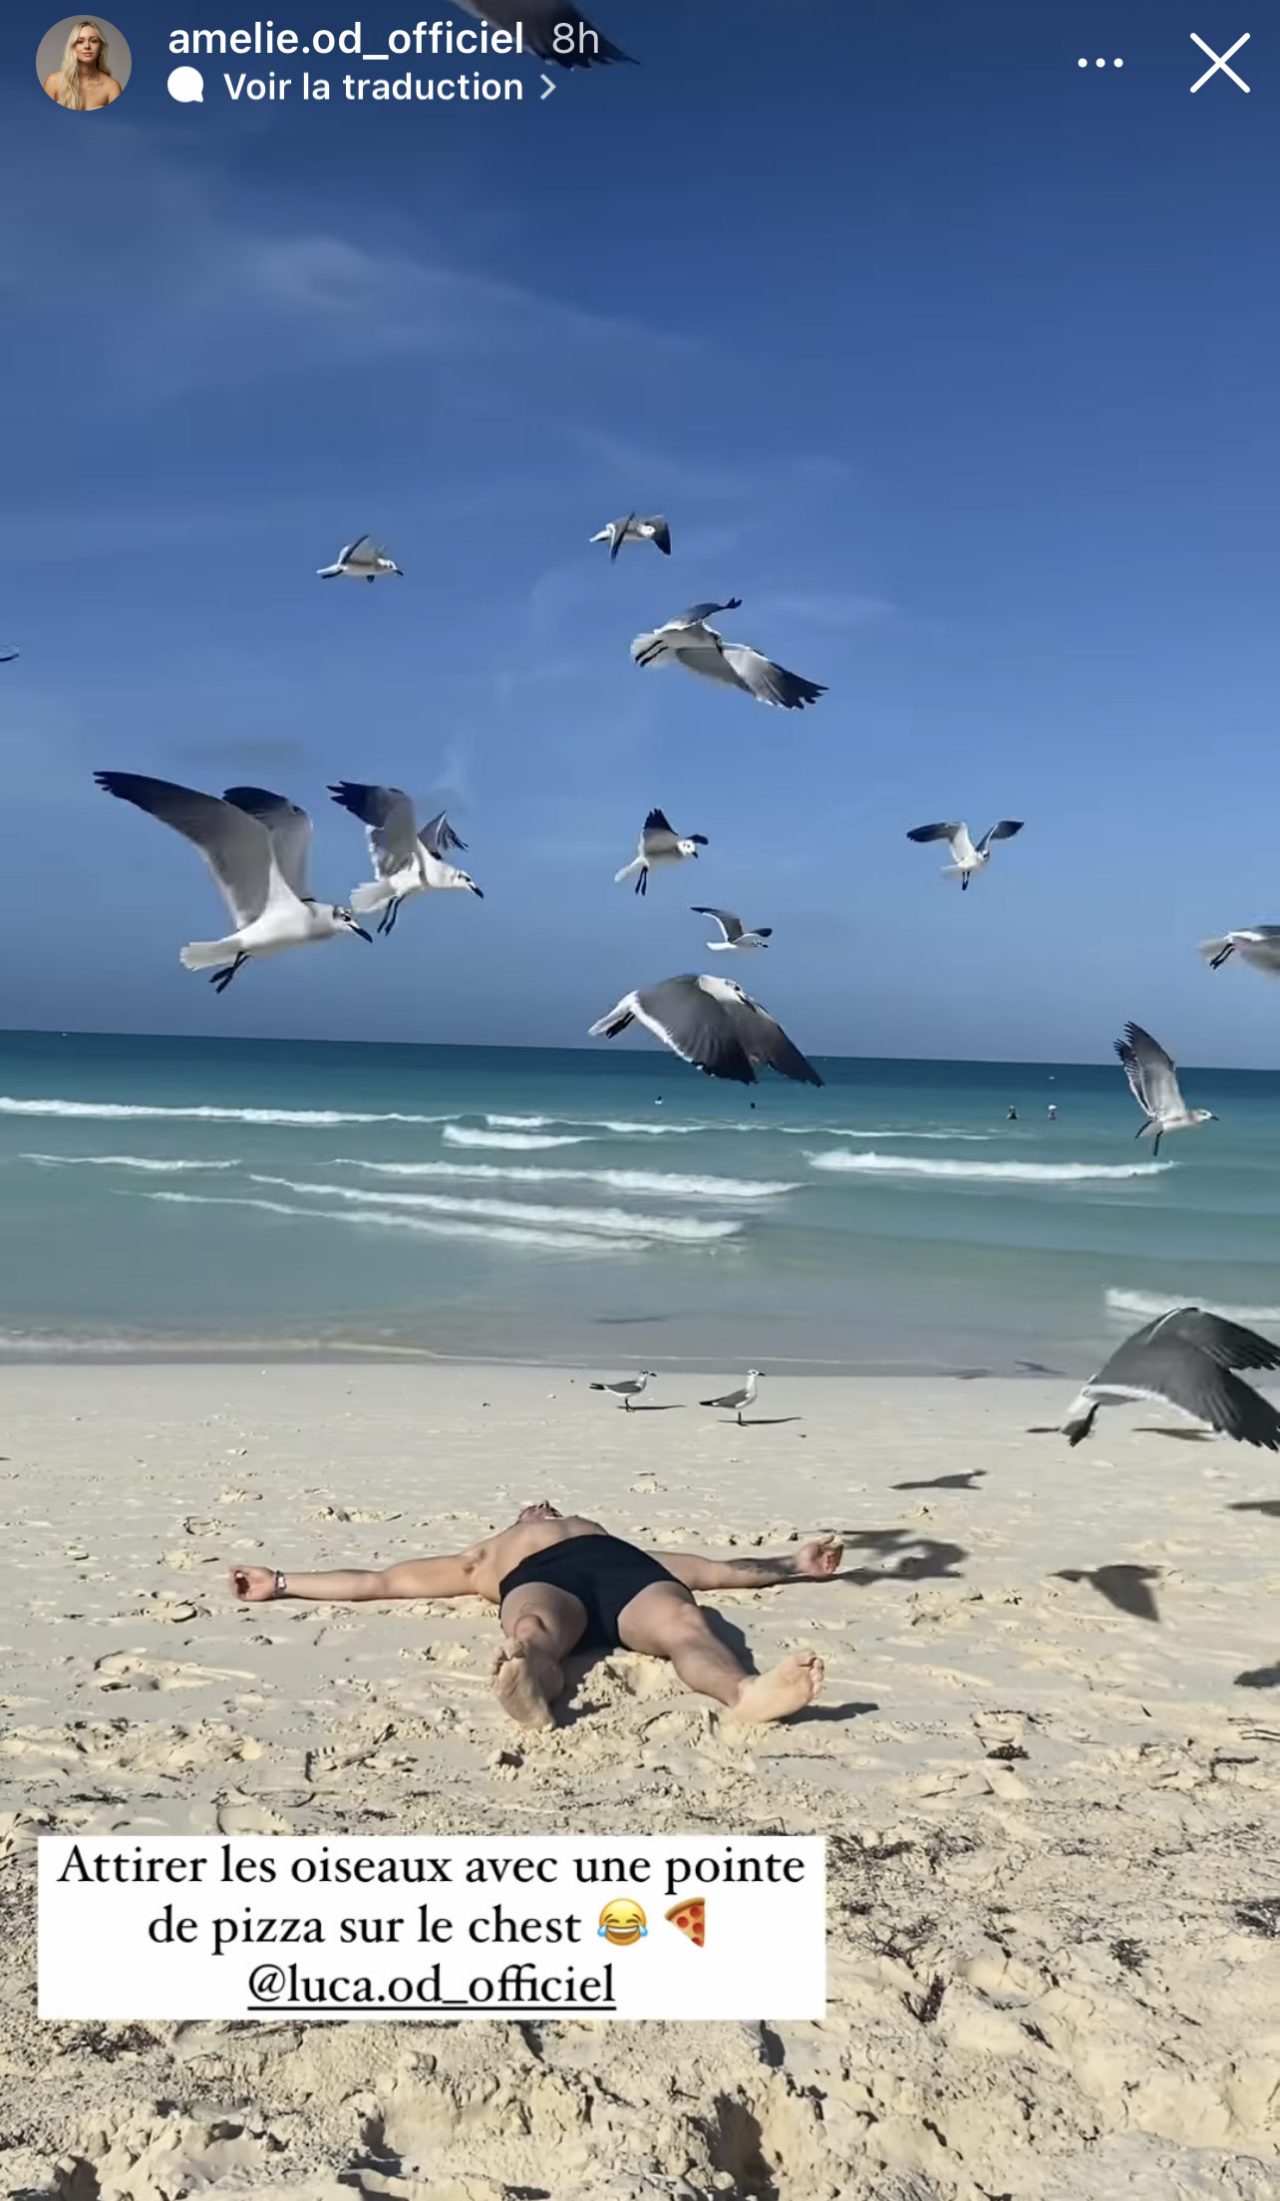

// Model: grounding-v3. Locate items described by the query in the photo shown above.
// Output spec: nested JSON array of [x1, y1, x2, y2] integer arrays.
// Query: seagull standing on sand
[[632, 600, 827, 711], [701, 1370, 763, 1426], [588, 1371, 657, 1411], [590, 975, 823, 1087], [590, 514, 672, 560], [94, 774, 371, 992], [455, 0, 635, 65], [693, 907, 772, 953], [615, 808, 708, 897], [906, 819, 1024, 890], [1114, 1022, 1216, 1158], [329, 783, 482, 934], [1201, 927, 1280, 978], [1060, 1308, 1280, 1449], [317, 535, 403, 583]]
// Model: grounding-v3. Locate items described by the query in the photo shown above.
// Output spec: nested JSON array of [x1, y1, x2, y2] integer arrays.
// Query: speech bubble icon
[[167, 65, 204, 102]]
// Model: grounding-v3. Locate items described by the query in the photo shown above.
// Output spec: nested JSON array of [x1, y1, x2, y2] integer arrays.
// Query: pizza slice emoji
[[664, 1897, 706, 1948]]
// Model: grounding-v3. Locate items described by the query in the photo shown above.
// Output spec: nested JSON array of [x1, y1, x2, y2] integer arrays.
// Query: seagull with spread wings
[[1114, 1022, 1216, 1158], [93, 774, 371, 993], [1060, 1308, 1280, 1449], [590, 513, 671, 560], [316, 535, 403, 583], [614, 807, 708, 897], [906, 818, 1023, 890], [692, 907, 772, 952], [590, 975, 822, 1087], [1201, 927, 1280, 978], [329, 782, 482, 934], [631, 599, 826, 711]]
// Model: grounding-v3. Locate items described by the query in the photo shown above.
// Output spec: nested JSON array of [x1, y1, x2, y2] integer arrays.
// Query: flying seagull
[[692, 907, 772, 952], [631, 600, 826, 711], [1060, 1308, 1280, 1450], [588, 1370, 657, 1411], [701, 1369, 762, 1426], [1114, 1022, 1216, 1158], [317, 535, 403, 583], [329, 782, 481, 934], [590, 974, 823, 1087], [1201, 927, 1280, 978], [0, 646, 18, 664], [94, 774, 371, 993], [906, 819, 1024, 890], [591, 514, 672, 561], [615, 807, 708, 897]]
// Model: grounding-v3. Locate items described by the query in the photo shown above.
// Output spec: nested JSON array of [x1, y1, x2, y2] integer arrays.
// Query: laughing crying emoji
[[598, 1899, 648, 1947]]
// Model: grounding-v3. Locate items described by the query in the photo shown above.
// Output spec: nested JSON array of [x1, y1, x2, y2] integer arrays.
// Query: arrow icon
[[541, 72, 555, 98]]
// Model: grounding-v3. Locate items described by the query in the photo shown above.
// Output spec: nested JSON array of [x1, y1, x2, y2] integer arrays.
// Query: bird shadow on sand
[[712, 1415, 803, 1429], [1054, 1564, 1162, 1622], [831, 1527, 967, 1584], [789, 1698, 880, 1727], [1132, 1424, 1214, 1442], [893, 1470, 986, 1492], [1229, 1499, 1280, 1518], [1235, 1660, 1280, 1690], [619, 1404, 684, 1414]]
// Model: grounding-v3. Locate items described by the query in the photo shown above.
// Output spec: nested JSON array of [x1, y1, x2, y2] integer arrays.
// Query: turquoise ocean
[[2, 1031, 1277, 1372]]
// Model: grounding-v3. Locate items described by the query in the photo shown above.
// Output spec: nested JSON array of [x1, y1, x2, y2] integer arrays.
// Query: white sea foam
[[484, 1113, 551, 1128], [1106, 1288, 1280, 1327], [22, 1152, 238, 1173], [780, 1126, 996, 1142], [140, 1190, 638, 1255], [340, 1159, 796, 1200], [249, 1176, 742, 1243], [442, 1125, 589, 1151], [806, 1152, 1172, 1183], [0, 1096, 454, 1128]]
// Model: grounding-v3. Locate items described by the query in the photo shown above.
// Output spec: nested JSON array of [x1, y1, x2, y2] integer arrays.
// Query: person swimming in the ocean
[[1007, 1106, 1018, 1121], [231, 1504, 839, 1731]]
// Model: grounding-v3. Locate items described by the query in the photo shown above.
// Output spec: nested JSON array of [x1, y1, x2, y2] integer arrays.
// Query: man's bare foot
[[793, 1534, 843, 1579], [730, 1651, 824, 1725], [491, 1642, 559, 1730]]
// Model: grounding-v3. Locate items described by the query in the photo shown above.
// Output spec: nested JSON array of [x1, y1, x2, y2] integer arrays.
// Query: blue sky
[[2, 1, 1276, 1063]]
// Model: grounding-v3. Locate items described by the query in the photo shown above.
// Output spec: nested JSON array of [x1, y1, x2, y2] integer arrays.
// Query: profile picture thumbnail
[[38, 17, 131, 110]]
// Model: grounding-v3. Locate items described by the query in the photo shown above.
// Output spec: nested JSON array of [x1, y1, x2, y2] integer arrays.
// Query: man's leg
[[493, 1583, 588, 1731], [617, 1582, 823, 1725]]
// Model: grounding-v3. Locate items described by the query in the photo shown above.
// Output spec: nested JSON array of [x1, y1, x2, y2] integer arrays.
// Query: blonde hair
[[53, 19, 111, 108]]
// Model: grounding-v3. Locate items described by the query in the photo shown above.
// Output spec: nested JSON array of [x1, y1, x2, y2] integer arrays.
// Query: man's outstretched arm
[[230, 1547, 488, 1604], [653, 1533, 843, 1593]]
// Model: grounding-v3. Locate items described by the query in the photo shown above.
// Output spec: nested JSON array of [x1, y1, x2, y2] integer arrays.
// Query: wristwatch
[[274, 1570, 288, 1599]]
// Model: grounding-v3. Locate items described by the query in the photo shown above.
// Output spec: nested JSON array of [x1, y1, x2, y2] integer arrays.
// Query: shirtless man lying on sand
[[230, 1506, 841, 1730]]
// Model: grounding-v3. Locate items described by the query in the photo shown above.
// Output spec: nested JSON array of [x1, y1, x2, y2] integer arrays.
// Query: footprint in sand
[[216, 1796, 294, 1835], [93, 1653, 255, 1693]]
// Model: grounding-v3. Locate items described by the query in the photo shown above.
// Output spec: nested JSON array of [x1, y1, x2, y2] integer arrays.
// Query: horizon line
[[1, 1023, 1275, 1078]]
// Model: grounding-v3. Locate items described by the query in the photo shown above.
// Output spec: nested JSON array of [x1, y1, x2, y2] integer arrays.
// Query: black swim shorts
[[497, 1533, 680, 1651]]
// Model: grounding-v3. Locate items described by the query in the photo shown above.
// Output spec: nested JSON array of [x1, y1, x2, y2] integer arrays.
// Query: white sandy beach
[[1, 1361, 1278, 2200]]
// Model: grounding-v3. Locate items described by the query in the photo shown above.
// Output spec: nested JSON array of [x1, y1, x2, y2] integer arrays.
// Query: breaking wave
[[806, 1152, 1172, 1183], [340, 1160, 795, 1200], [22, 1152, 238, 1173], [442, 1125, 589, 1151], [1105, 1288, 1280, 1327], [139, 1190, 640, 1255], [248, 1176, 742, 1243], [0, 1096, 453, 1128]]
